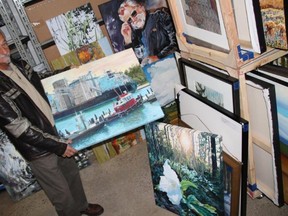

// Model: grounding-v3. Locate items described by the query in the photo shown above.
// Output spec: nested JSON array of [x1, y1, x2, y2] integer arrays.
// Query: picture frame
[[173, 0, 230, 51], [245, 75, 284, 206], [41, 49, 164, 151], [176, 87, 249, 216], [178, 58, 240, 115], [223, 151, 241, 216]]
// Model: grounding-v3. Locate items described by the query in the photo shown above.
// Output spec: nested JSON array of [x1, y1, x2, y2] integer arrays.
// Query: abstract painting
[[41, 48, 164, 151], [145, 122, 224, 215], [0, 129, 41, 201], [46, 3, 109, 55]]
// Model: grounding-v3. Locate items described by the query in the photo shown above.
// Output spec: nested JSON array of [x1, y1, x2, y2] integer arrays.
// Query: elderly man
[[118, 0, 178, 66], [0, 31, 103, 216]]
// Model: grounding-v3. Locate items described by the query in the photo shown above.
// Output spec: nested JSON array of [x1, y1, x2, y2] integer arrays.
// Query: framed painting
[[245, 75, 284, 206], [145, 122, 224, 215], [173, 0, 229, 51], [258, 0, 288, 49], [176, 87, 248, 216], [178, 58, 240, 115], [41, 48, 164, 151]]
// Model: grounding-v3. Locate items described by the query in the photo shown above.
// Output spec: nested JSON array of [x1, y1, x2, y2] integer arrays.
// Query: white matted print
[[175, 0, 229, 50]]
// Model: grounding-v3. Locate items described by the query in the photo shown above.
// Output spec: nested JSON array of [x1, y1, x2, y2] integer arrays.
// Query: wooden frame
[[179, 58, 240, 115]]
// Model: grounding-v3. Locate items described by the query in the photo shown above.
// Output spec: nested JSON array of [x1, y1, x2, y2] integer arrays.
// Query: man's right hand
[[121, 22, 132, 45], [62, 145, 77, 158]]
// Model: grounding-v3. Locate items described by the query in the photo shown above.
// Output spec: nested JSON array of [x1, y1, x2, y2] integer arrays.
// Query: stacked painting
[[145, 122, 224, 215]]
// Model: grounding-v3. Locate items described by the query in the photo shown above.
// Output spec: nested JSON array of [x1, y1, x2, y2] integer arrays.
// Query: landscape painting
[[41, 49, 164, 151], [259, 0, 288, 49], [145, 122, 224, 215]]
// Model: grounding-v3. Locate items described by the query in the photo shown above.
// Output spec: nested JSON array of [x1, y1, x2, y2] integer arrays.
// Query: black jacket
[[0, 60, 67, 161]]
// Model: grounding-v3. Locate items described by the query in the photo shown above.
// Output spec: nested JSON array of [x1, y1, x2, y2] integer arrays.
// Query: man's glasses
[[127, 10, 137, 24]]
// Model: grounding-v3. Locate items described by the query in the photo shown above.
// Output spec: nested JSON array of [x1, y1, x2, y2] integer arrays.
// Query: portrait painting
[[145, 122, 224, 215], [259, 0, 288, 49], [46, 3, 110, 56], [99, 0, 178, 66], [41, 49, 164, 151]]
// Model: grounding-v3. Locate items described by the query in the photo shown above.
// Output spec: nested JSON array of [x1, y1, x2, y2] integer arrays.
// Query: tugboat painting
[[41, 49, 164, 150]]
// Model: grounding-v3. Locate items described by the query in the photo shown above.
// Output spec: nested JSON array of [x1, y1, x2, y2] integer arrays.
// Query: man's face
[[0, 33, 11, 66], [119, 4, 146, 30]]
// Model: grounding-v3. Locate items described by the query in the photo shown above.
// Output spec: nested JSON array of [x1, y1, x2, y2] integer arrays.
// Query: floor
[[0, 142, 288, 216]]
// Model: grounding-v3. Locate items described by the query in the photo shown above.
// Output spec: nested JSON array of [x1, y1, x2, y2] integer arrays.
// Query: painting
[[176, 87, 248, 215], [99, 0, 178, 66], [145, 122, 224, 215], [172, 0, 229, 51], [245, 74, 284, 206], [233, 0, 266, 53], [46, 3, 110, 56], [141, 53, 181, 107], [41, 48, 164, 151], [179, 58, 240, 115], [0, 129, 41, 201], [258, 0, 288, 49]]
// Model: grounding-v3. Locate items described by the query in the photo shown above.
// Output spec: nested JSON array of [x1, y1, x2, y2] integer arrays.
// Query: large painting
[[259, 0, 288, 49], [145, 122, 224, 215], [41, 49, 164, 151], [99, 0, 178, 66], [46, 3, 109, 56], [0, 129, 41, 201], [176, 87, 249, 215], [245, 75, 284, 206]]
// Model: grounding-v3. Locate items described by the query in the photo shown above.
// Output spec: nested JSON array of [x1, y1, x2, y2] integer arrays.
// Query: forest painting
[[145, 122, 224, 215]]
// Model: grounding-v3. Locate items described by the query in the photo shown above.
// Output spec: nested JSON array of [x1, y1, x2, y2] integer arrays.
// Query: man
[[0, 31, 104, 216], [118, 0, 178, 66]]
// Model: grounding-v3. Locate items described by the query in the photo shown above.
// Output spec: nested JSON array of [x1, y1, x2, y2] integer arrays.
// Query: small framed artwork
[[173, 0, 229, 51], [176, 87, 249, 215], [179, 58, 240, 115]]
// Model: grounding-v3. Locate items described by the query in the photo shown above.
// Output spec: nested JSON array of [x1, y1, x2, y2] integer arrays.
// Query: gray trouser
[[29, 154, 88, 216]]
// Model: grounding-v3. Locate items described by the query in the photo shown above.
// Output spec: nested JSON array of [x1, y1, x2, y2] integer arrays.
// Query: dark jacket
[[130, 7, 178, 59], [0, 60, 67, 161]]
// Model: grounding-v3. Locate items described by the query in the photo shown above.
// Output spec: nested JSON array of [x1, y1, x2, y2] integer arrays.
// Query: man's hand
[[62, 142, 77, 158], [141, 56, 159, 66], [120, 22, 132, 45]]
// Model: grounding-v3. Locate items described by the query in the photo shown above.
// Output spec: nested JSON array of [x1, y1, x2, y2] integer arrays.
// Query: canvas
[[245, 75, 284, 206], [0, 129, 41, 201], [99, 0, 178, 66], [142, 54, 181, 107], [145, 122, 224, 215], [176, 87, 249, 215], [258, 0, 288, 49], [46, 3, 111, 56], [41, 48, 164, 151]]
